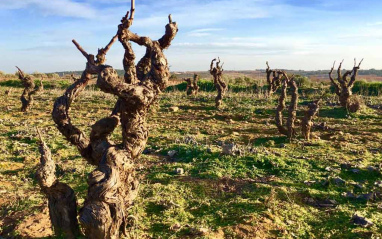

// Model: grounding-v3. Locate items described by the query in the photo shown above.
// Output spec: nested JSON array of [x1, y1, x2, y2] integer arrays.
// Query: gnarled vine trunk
[[184, 73, 199, 96], [16, 66, 43, 112], [274, 71, 298, 139], [39, 76, 44, 91], [266, 61, 282, 96], [209, 58, 227, 108], [273, 69, 320, 140], [192, 73, 199, 95], [286, 79, 298, 139], [302, 99, 321, 140], [39, 2, 178, 238], [184, 77, 193, 96], [36, 129, 81, 238], [275, 75, 288, 136], [329, 59, 363, 111]]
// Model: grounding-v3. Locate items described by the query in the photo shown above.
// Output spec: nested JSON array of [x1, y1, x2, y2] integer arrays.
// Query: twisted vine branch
[[210, 57, 227, 108], [329, 58, 363, 111], [265, 61, 282, 96], [301, 99, 321, 140], [36, 128, 81, 238], [184, 73, 199, 96], [274, 71, 298, 139], [16, 66, 43, 112], [44, 1, 178, 237]]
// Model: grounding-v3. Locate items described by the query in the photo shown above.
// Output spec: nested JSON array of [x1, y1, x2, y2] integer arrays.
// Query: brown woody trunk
[[286, 78, 298, 139], [36, 129, 81, 238], [266, 62, 281, 96], [301, 99, 321, 140], [210, 58, 227, 108], [184, 77, 193, 96], [47, 2, 178, 238], [192, 73, 199, 95], [275, 77, 288, 135], [39, 76, 44, 91], [328, 59, 363, 110], [274, 71, 298, 139], [184, 73, 200, 96], [16, 67, 42, 112]]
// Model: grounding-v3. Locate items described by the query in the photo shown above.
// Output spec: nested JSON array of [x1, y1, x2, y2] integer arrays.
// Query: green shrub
[[232, 76, 252, 85], [4, 74, 15, 78], [293, 75, 312, 88], [352, 80, 382, 96], [0, 79, 20, 87], [166, 79, 214, 92], [32, 71, 47, 78], [166, 79, 262, 93], [169, 74, 178, 81], [46, 73, 60, 79], [329, 80, 382, 96], [0, 79, 72, 89]]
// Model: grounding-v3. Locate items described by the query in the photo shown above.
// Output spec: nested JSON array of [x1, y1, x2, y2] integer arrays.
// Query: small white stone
[[169, 106, 179, 112], [175, 168, 184, 175]]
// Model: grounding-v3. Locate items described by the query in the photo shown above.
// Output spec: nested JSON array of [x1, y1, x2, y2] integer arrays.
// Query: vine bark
[[42, 2, 178, 237], [266, 62, 282, 96], [329, 59, 363, 112], [184, 73, 199, 96], [36, 128, 81, 238], [16, 67, 43, 112], [209, 58, 227, 108], [301, 99, 321, 140], [274, 71, 298, 139]]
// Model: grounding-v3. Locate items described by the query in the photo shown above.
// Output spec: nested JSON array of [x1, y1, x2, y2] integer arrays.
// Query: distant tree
[[293, 75, 312, 88]]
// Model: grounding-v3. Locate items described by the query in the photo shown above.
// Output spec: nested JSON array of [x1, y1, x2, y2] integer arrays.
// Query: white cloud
[[0, 0, 97, 19], [367, 21, 382, 26], [187, 28, 224, 37], [337, 28, 382, 40], [174, 35, 317, 53], [126, 0, 273, 29]]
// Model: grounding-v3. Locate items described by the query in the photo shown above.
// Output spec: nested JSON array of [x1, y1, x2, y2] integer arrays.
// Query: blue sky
[[0, 0, 381, 73]]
